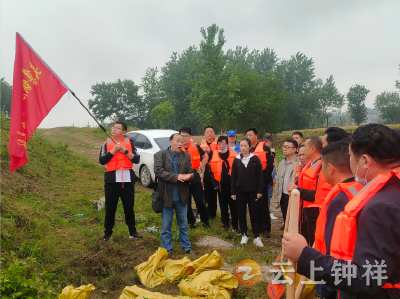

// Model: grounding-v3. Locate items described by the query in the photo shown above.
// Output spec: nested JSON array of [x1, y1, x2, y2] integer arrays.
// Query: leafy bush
[[1, 252, 58, 299]]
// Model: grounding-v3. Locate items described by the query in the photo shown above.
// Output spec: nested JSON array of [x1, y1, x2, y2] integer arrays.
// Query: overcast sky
[[1, 0, 399, 128]]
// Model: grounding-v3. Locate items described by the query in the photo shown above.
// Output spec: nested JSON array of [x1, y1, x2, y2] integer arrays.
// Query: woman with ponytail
[[231, 138, 264, 247]]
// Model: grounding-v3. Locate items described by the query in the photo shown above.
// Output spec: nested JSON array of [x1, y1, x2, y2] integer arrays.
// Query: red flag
[[9, 33, 69, 173]]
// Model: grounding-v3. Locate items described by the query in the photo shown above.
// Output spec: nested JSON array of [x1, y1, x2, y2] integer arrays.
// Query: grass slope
[[2, 118, 284, 298]]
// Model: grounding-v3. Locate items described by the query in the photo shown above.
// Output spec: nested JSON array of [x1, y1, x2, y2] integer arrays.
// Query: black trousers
[[280, 193, 290, 224], [236, 191, 259, 237], [204, 181, 217, 219], [258, 181, 271, 233], [187, 182, 209, 225], [104, 182, 136, 236], [218, 183, 238, 230], [304, 207, 319, 246], [300, 207, 308, 241]]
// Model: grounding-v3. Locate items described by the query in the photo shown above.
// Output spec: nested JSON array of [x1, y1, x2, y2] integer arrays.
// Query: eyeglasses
[[282, 146, 295, 149], [111, 127, 124, 131], [181, 135, 190, 139]]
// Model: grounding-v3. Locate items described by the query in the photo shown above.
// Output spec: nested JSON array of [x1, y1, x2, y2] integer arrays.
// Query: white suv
[[125, 129, 178, 188]]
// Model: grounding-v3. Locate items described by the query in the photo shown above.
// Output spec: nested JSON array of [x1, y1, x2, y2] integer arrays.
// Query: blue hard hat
[[227, 130, 237, 136]]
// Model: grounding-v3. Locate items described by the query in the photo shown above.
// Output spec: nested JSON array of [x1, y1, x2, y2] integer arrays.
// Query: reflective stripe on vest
[[200, 139, 218, 151], [330, 170, 400, 290], [298, 160, 321, 208], [253, 142, 267, 170], [314, 181, 364, 255], [105, 138, 133, 172], [182, 141, 201, 169]]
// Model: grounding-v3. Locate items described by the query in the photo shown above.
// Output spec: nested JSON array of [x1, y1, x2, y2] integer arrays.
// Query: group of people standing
[[154, 126, 276, 253]]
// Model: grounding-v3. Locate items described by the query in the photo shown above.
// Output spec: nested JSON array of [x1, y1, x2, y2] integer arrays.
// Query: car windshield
[[154, 137, 170, 150]]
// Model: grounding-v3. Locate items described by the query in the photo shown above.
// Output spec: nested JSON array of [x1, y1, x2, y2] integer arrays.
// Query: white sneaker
[[253, 237, 264, 247], [270, 212, 278, 220], [240, 235, 249, 244]]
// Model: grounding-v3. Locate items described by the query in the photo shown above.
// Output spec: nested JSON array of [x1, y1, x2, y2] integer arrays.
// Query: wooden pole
[[286, 189, 300, 299], [70, 91, 116, 143]]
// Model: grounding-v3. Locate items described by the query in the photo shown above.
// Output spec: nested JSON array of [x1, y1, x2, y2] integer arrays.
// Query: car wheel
[[140, 165, 152, 188]]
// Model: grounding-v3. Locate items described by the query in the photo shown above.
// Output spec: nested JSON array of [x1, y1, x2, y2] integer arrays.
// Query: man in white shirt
[[99, 122, 141, 243]]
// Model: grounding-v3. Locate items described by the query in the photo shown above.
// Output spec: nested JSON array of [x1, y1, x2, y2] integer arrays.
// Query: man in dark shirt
[[179, 127, 212, 229], [246, 127, 274, 238], [283, 124, 400, 299], [211, 136, 239, 233], [99, 122, 141, 243]]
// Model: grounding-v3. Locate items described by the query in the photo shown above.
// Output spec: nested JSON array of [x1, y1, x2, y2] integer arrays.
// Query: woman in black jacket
[[231, 138, 264, 247]]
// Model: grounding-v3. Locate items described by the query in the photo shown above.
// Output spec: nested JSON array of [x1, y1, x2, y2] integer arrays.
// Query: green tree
[[276, 52, 319, 130], [396, 64, 400, 90], [151, 101, 174, 129], [141, 67, 161, 128], [226, 47, 278, 75], [315, 75, 344, 127], [234, 69, 289, 134], [189, 24, 242, 131], [374, 91, 400, 124], [1, 78, 12, 117], [88, 79, 144, 125], [347, 84, 369, 126], [159, 46, 202, 133]]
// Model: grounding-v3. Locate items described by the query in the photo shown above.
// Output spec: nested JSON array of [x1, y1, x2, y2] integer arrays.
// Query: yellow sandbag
[[58, 284, 95, 299], [134, 247, 168, 288], [119, 285, 193, 299], [163, 256, 191, 283], [281, 264, 315, 299], [185, 250, 224, 278], [178, 270, 238, 299]]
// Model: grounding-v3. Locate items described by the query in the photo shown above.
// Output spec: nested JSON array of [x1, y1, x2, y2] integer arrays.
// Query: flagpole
[[69, 91, 116, 143]]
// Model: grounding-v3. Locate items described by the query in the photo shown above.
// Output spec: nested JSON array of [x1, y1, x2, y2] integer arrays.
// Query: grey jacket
[[154, 148, 193, 208], [274, 155, 300, 203]]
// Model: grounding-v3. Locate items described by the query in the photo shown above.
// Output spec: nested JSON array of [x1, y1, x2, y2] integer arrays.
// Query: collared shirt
[[228, 141, 241, 153], [283, 157, 295, 194], [168, 147, 181, 202]]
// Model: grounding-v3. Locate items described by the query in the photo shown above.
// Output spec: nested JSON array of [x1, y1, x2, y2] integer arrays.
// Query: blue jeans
[[161, 200, 191, 253], [267, 183, 274, 213]]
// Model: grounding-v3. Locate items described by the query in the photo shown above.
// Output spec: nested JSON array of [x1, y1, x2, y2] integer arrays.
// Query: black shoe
[[203, 223, 213, 230], [129, 232, 143, 239], [280, 225, 284, 231], [189, 223, 197, 229], [233, 228, 241, 235], [223, 225, 230, 231], [185, 249, 194, 254], [101, 235, 112, 244], [263, 231, 271, 238]]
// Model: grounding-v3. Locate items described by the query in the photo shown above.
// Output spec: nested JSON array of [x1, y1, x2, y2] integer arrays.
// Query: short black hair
[[115, 121, 127, 131], [179, 126, 191, 135], [217, 136, 228, 144], [299, 142, 305, 149], [306, 136, 323, 152], [324, 127, 348, 144], [204, 126, 214, 132], [350, 124, 400, 165], [284, 138, 298, 149], [246, 127, 258, 135], [292, 131, 303, 138], [321, 139, 352, 173], [263, 134, 273, 142], [170, 133, 180, 141]]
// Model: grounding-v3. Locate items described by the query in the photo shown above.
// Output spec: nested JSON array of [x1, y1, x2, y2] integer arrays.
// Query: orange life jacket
[[330, 170, 400, 291], [105, 138, 133, 172], [209, 148, 236, 182], [253, 142, 267, 171], [310, 171, 334, 208], [200, 139, 218, 151], [298, 159, 324, 208], [314, 181, 364, 255], [182, 141, 201, 169]]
